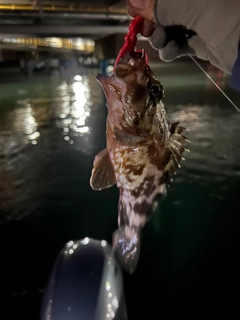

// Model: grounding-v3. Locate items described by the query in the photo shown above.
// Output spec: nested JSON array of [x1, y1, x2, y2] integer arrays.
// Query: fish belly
[[110, 145, 166, 229]]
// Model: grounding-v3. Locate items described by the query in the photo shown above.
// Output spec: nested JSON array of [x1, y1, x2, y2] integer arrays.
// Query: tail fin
[[112, 225, 141, 274]]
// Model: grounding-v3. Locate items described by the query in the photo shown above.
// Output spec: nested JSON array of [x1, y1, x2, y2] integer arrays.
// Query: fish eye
[[150, 85, 160, 94], [150, 84, 163, 100]]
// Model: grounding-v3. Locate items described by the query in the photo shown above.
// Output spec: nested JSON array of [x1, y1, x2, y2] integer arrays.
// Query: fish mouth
[[114, 49, 147, 78]]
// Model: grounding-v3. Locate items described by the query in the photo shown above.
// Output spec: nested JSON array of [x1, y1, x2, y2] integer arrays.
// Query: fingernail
[[129, 0, 151, 10]]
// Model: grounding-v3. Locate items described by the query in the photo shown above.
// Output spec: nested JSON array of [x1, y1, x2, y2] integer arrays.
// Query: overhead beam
[[0, 24, 129, 37], [0, 11, 130, 21]]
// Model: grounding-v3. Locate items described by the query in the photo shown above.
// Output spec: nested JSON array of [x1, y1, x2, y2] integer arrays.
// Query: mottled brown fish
[[90, 50, 189, 273]]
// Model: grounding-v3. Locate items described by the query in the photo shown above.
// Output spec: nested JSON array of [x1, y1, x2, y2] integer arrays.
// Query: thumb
[[126, 0, 155, 21], [159, 40, 196, 62]]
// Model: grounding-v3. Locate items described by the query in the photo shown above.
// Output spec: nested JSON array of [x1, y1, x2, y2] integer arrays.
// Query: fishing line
[[189, 55, 240, 113]]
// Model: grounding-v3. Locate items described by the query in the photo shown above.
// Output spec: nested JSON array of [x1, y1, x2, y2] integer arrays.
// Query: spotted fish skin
[[90, 51, 189, 273], [111, 144, 166, 226]]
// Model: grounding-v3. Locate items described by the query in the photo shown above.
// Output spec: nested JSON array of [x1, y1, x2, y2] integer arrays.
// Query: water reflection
[[0, 70, 101, 221], [12, 103, 40, 145], [56, 76, 92, 147], [169, 101, 240, 178], [6, 73, 94, 152]]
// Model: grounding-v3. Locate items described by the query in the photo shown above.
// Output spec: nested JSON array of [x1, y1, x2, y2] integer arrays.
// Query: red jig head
[[113, 16, 148, 71]]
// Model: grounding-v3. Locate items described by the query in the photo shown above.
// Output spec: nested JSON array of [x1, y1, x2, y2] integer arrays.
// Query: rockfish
[[90, 50, 189, 273]]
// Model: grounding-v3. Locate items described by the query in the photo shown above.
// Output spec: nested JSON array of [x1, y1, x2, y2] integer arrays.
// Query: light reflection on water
[[55, 77, 92, 144], [169, 102, 240, 177], [0, 70, 101, 221], [10, 75, 92, 148], [12, 103, 40, 145]]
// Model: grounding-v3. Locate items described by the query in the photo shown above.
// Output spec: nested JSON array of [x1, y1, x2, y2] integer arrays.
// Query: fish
[[90, 50, 189, 274]]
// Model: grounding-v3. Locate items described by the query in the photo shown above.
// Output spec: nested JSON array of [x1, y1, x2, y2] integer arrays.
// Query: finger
[[149, 24, 166, 50], [127, 5, 138, 17], [141, 19, 155, 37], [126, 0, 155, 21], [159, 40, 196, 62]]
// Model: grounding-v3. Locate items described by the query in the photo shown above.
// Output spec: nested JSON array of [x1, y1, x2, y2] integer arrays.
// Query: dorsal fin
[[90, 148, 116, 191], [164, 123, 190, 185]]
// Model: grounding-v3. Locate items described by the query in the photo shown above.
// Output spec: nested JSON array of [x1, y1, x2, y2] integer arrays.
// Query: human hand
[[126, 0, 196, 62], [126, 0, 156, 37], [126, 0, 240, 73]]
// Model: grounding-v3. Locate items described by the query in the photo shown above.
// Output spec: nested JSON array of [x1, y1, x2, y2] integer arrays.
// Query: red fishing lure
[[114, 16, 148, 70]]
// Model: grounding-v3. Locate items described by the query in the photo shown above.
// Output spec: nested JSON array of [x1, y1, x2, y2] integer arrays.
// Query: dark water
[[0, 61, 240, 318]]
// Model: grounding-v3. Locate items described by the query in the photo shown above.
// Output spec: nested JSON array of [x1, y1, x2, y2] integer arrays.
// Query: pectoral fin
[[90, 148, 116, 191]]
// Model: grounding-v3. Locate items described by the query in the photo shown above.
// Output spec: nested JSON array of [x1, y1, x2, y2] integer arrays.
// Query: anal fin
[[90, 148, 116, 191]]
